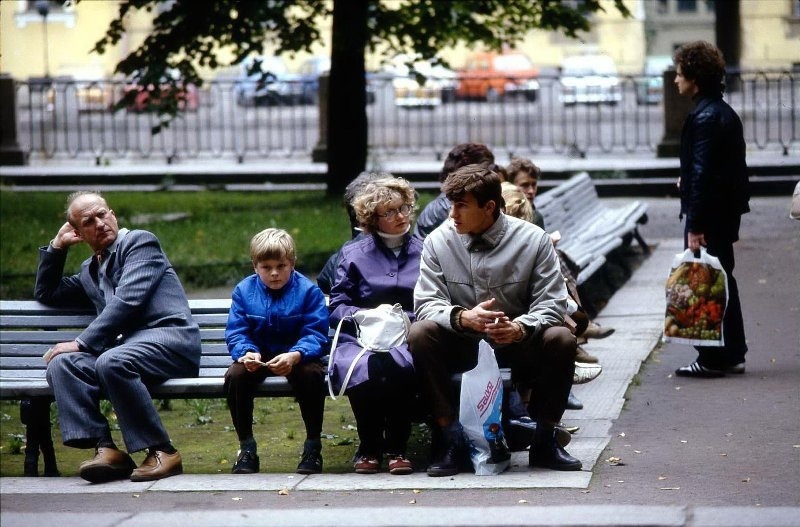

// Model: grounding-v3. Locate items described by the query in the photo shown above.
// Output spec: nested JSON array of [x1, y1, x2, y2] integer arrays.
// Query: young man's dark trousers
[[408, 320, 576, 427]]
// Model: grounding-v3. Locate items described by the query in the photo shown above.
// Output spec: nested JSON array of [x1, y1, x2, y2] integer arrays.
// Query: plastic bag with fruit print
[[663, 248, 728, 346]]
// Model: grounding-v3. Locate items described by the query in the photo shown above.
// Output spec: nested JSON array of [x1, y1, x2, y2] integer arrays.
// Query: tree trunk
[[715, 0, 741, 92], [327, 0, 369, 197]]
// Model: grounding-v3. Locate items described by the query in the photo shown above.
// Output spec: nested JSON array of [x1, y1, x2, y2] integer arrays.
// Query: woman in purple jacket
[[328, 177, 423, 475]]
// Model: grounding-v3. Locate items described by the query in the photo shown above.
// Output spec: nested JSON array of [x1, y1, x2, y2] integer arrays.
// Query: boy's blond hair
[[250, 228, 296, 264]]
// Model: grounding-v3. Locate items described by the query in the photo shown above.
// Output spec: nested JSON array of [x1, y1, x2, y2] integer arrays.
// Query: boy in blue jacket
[[224, 228, 329, 474]]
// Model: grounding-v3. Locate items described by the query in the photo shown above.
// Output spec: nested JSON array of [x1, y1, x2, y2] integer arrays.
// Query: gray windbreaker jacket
[[414, 213, 568, 346]]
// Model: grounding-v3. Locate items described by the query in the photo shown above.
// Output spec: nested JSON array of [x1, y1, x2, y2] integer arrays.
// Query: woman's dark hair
[[673, 40, 726, 95], [442, 164, 504, 220], [440, 143, 494, 183]]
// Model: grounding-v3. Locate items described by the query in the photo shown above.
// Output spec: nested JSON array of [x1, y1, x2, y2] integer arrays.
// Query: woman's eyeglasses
[[377, 204, 412, 220]]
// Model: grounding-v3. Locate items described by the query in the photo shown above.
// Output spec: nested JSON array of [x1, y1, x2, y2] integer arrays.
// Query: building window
[[676, 0, 698, 12], [15, 0, 76, 28], [656, 0, 669, 14], [793, 0, 800, 17]]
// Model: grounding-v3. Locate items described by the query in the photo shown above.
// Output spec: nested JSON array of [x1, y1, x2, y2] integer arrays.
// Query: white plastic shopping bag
[[663, 248, 728, 346], [459, 340, 510, 475]]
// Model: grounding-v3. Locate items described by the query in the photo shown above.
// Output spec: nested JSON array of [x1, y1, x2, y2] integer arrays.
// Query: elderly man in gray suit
[[35, 191, 201, 483]]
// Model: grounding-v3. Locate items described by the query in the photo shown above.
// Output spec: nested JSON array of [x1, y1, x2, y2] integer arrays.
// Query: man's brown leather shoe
[[79, 447, 137, 483], [130, 450, 183, 482]]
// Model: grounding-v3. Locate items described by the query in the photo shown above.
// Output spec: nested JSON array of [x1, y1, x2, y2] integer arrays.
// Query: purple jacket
[[327, 232, 422, 392], [329, 233, 423, 324]]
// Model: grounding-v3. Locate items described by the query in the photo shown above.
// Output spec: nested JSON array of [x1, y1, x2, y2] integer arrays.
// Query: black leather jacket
[[679, 93, 750, 241]]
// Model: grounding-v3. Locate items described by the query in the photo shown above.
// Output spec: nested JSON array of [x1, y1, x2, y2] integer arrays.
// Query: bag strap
[[326, 315, 372, 401], [326, 316, 347, 400], [336, 347, 370, 399]]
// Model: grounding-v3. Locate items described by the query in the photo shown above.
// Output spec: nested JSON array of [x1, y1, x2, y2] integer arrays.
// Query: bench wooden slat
[[536, 172, 648, 284], [0, 330, 83, 343], [0, 315, 98, 328], [0, 342, 229, 356]]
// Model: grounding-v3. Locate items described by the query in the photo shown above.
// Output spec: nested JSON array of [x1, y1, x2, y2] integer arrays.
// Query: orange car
[[456, 51, 540, 102]]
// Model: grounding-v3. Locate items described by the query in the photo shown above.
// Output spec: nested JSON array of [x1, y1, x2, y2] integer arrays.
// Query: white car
[[636, 55, 673, 105], [560, 54, 622, 105], [386, 57, 457, 108]]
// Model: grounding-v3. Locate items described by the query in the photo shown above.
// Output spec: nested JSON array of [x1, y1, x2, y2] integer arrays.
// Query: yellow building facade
[[0, 0, 796, 82]]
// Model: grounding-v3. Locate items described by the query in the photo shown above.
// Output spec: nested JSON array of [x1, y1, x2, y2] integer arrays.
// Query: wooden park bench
[[0, 298, 257, 476], [0, 299, 511, 476], [535, 172, 650, 285]]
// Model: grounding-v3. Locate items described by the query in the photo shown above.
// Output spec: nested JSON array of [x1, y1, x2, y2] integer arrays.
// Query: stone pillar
[[311, 72, 328, 163], [0, 74, 28, 165], [656, 69, 692, 158]]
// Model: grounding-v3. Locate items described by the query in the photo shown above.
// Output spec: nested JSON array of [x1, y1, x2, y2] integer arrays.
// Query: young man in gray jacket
[[409, 165, 580, 476]]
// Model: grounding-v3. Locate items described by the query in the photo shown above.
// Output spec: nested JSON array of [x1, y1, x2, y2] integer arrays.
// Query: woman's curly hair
[[351, 177, 417, 233]]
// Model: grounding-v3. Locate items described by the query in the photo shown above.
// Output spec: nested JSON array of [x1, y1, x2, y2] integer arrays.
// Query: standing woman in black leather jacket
[[673, 40, 751, 378]]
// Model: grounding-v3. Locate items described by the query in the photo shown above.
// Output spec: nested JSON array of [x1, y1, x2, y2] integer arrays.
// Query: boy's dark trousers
[[224, 360, 326, 441]]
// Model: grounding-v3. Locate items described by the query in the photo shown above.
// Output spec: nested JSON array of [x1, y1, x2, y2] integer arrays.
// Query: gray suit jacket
[[34, 229, 201, 370]]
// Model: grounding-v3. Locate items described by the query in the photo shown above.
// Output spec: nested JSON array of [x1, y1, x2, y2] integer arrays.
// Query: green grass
[[0, 398, 433, 476], [0, 189, 438, 299]]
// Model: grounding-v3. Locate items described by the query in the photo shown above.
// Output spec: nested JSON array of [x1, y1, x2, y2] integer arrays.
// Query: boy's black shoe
[[232, 450, 260, 474], [296, 439, 323, 474]]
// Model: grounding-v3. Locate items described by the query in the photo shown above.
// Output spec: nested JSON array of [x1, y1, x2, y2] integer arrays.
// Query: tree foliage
[[91, 0, 630, 194]]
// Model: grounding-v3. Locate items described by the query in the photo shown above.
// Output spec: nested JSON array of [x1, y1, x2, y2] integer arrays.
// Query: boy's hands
[[240, 351, 265, 372], [264, 351, 301, 377], [241, 351, 301, 375]]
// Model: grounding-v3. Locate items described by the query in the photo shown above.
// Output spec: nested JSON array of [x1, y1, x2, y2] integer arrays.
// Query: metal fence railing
[[12, 70, 797, 163]]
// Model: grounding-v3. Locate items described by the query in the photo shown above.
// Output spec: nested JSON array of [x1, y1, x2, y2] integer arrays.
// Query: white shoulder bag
[[327, 303, 411, 399]]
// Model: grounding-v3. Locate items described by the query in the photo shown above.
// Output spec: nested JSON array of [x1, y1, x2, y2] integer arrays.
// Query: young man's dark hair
[[439, 143, 494, 183], [414, 143, 497, 240], [506, 157, 541, 181], [442, 164, 504, 220], [673, 40, 726, 95]]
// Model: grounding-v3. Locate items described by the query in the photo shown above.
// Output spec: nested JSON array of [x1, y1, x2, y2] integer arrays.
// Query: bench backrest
[[0, 299, 232, 383], [536, 172, 604, 236]]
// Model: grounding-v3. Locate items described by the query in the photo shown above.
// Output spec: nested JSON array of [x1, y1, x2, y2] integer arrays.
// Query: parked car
[[636, 55, 673, 105], [559, 54, 622, 105], [456, 51, 540, 102], [119, 69, 199, 112], [296, 56, 376, 105], [68, 66, 114, 112], [386, 56, 457, 108], [234, 56, 303, 106]]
